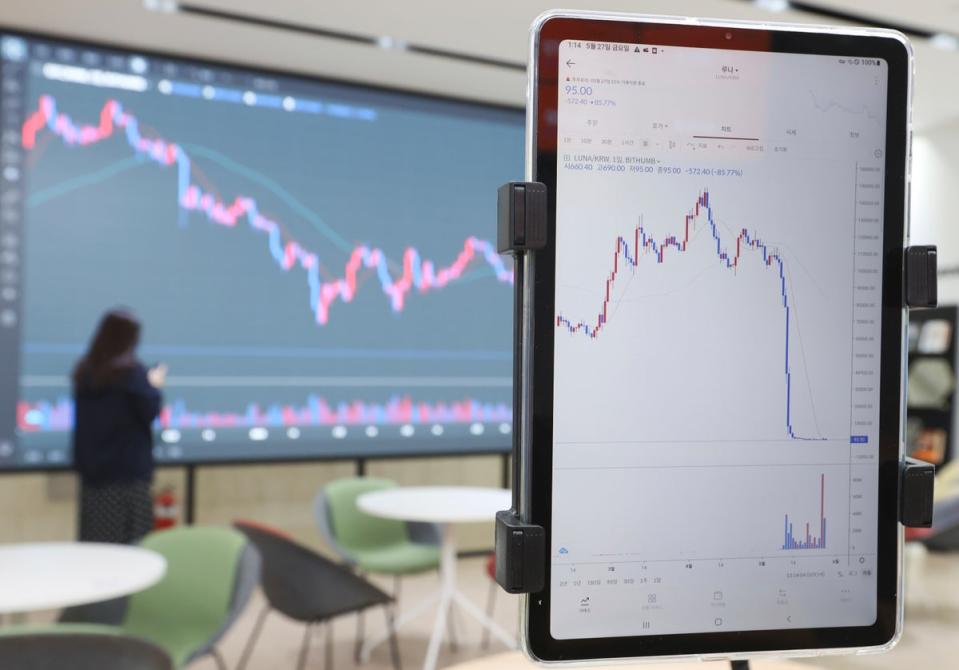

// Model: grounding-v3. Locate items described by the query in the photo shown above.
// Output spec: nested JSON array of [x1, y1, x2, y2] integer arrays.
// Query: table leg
[[361, 522, 517, 670], [359, 591, 439, 661], [450, 590, 517, 650], [421, 523, 457, 670]]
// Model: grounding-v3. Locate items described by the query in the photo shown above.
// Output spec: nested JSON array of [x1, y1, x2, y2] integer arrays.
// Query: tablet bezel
[[524, 12, 911, 662]]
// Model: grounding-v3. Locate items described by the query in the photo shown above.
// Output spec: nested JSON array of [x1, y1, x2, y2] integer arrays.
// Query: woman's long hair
[[72, 309, 142, 389]]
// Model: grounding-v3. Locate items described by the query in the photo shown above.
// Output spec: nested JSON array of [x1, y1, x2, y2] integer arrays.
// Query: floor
[[210, 555, 521, 670], [194, 550, 959, 670]]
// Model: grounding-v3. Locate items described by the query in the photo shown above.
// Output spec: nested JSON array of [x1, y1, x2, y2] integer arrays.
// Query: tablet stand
[[493, 181, 938, 664]]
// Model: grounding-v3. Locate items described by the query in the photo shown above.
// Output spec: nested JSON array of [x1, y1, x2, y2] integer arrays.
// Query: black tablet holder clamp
[[494, 181, 938, 600]]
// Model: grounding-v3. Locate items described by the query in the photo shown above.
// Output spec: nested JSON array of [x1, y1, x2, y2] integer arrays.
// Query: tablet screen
[[551, 39, 887, 640]]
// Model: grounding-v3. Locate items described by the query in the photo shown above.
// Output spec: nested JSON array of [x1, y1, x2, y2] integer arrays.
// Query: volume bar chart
[[783, 473, 827, 550], [17, 395, 511, 432]]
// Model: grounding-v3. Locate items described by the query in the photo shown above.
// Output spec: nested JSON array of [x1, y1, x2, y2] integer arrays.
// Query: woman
[[72, 309, 166, 544]]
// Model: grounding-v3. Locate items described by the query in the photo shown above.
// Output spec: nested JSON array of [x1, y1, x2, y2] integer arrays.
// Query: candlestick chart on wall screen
[[0, 32, 522, 467]]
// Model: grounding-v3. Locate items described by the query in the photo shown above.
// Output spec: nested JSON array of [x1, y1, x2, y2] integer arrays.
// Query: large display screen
[[550, 40, 886, 638], [0, 31, 522, 468]]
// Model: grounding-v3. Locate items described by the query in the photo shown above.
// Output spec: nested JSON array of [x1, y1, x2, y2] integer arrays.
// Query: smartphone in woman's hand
[[147, 363, 168, 389]]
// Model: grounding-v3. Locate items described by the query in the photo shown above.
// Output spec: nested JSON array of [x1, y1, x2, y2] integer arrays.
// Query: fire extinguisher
[[153, 485, 179, 530]]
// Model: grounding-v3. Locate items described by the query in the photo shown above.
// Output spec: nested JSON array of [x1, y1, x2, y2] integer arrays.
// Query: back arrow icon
[[566, 59, 575, 67]]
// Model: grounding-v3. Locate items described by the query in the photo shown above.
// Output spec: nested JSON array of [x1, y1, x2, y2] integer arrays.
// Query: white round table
[[0, 542, 167, 615], [358, 486, 513, 670]]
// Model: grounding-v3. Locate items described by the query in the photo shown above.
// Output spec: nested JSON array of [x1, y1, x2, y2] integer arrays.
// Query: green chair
[[50, 526, 260, 669], [314, 477, 441, 577], [124, 526, 259, 668]]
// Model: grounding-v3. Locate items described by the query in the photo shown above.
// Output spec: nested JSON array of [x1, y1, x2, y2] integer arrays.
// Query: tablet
[[523, 11, 912, 662]]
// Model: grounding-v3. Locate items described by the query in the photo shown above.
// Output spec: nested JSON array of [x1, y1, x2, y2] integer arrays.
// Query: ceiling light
[[377, 36, 408, 51], [929, 33, 959, 50], [143, 0, 178, 12], [754, 0, 790, 12]]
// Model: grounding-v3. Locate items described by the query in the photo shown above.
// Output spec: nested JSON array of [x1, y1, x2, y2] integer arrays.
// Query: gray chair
[[0, 632, 173, 670], [233, 520, 401, 670], [912, 461, 959, 550], [920, 495, 959, 550]]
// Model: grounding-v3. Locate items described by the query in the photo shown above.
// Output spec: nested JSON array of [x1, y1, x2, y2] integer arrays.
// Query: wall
[[0, 455, 505, 553], [911, 118, 959, 304]]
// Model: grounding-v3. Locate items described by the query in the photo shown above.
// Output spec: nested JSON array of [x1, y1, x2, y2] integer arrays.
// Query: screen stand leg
[[731, 661, 750, 669]]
